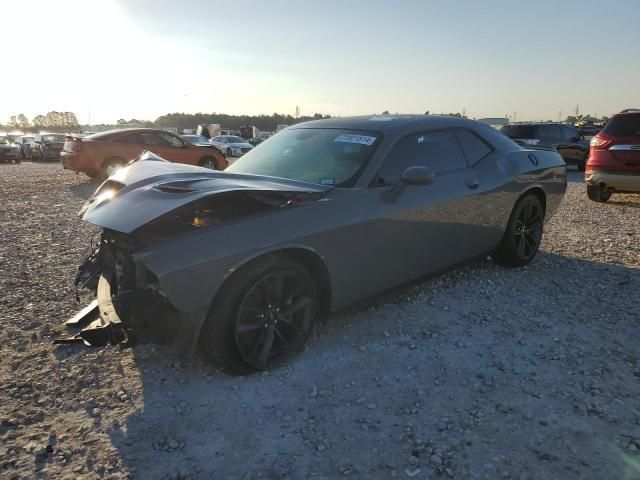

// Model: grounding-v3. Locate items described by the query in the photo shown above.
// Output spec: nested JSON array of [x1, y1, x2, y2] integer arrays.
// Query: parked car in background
[[31, 133, 66, 161], [585, 109, 640, 202], [0, 135, 21, 163], [15, 135, 35, 159], [210, 135, 254, 157], [61, 128, 228, 178], [578, 124, 599, 137], [72, 115, 566, 373], [181, 134, 222, 149], [500, 123, 590, 170]]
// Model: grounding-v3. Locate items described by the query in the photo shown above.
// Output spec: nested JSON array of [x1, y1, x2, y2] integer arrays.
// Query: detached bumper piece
[[54, 274, 129, 347]]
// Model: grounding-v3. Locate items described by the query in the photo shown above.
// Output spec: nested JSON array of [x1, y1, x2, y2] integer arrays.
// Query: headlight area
[[129, 191, 294, 246]]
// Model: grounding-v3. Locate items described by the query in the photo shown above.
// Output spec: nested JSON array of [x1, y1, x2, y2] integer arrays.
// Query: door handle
[[465, 179, 480, 190]]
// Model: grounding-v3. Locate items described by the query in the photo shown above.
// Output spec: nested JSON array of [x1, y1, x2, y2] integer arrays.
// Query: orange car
[[61, 128, 228, 178]]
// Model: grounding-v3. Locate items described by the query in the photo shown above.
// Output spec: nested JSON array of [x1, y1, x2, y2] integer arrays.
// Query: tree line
[[3, 112, 80, 131], [2, 110, 612, 133]]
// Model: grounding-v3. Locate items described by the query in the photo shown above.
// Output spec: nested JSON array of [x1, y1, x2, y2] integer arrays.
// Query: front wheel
[[586, 184, 611, 203], [199, 256, 318, 375], [226, 148, 232, 158], [493, 194, 544, 267], [199, 156, 217, 169]]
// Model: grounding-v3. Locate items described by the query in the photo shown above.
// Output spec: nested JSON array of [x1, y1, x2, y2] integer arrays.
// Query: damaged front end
[[55, 152, 330, 352], [56, 230, 173, 348]]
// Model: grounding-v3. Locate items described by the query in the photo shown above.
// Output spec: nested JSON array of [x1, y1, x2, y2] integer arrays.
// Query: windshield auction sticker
[[334, 134, 376, 146]]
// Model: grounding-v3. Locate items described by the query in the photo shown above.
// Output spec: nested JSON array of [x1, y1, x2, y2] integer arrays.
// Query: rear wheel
[[199, 256, 318, 375], [494, 194, 544, 267], [586, 184, 611, 203], [226, 147, 232, 158], [198, 156, 217, 169], [101, 157, 126, 178]]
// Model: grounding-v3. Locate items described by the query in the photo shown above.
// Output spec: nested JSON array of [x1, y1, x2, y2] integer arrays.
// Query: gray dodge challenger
[[62, 115, 567, 374]]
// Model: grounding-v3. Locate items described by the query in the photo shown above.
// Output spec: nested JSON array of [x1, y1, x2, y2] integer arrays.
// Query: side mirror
[[400, 166, 434, 186]]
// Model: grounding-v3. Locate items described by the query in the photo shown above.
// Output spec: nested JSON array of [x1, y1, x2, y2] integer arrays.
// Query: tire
[[101, 157, 126, 178], [199, 256, 318, 375], [494, 193, 545, 267], [586, 184, 611, 203], [198, 156, 217, 169], [226, 148, 232, 158]]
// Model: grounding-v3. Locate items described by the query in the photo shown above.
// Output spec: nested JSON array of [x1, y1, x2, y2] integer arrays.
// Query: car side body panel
[[74, 116, 566, 354]]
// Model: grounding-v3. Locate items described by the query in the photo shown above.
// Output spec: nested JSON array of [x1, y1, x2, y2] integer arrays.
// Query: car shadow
[[68, 178, 101, 200], [103, 251, 640, 479]]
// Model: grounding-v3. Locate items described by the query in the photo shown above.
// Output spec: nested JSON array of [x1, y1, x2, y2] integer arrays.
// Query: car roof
[[292, 115, 497, 134], [87, 128, 178, 140]]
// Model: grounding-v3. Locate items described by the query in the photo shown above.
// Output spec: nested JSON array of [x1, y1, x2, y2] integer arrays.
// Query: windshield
[[226, 128, 380, 187], [0, 137, 9, 144], [43, 134, 65, 143], [225, 136, 246, 143]]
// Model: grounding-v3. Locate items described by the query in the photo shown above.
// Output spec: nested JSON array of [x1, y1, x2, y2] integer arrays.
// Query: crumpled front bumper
[[55, 237, 208, 354]]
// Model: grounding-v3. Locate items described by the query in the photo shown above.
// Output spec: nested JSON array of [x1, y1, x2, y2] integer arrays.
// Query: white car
[[209, 135, 254, 158]]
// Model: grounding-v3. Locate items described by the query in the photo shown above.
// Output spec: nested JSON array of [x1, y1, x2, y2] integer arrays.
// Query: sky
[[1, 0, 639, 124]]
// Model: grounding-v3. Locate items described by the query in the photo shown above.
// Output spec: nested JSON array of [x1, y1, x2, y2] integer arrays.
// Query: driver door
[[360, 129, 489, 297]]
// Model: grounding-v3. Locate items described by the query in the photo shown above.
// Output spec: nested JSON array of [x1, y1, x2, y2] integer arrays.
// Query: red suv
[[586, 109, 640, 202]]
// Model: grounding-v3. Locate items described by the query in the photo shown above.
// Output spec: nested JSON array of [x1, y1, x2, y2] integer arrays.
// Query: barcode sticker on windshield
[[334, 134, 376, 146]]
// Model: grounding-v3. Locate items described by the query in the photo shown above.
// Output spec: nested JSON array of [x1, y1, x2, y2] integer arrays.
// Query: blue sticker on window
[[319, 178, 335, 185]]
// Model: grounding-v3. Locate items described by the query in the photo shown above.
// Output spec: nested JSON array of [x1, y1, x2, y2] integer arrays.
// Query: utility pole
[[295, 106, 300, 119], [558, 110, 562, 122], [462, 107, 466, 118]]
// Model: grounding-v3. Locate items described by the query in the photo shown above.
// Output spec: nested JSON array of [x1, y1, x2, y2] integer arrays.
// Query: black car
[[578, 124, 599, 137], [500, 123, 590, 170], [31, 133, 67, 161]]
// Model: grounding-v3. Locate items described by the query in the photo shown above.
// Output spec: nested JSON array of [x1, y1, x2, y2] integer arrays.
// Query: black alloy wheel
[[494, 194, 544, 267], [513, 201, 543, 261], [234, 269, 315, 370]]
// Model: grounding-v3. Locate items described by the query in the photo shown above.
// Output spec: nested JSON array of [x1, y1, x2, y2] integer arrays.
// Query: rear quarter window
[[453, 130, 492, 165], [603, 115, 640, 136]]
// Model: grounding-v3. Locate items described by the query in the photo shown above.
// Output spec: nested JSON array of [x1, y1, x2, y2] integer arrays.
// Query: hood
[[81, 151, 330, 234]]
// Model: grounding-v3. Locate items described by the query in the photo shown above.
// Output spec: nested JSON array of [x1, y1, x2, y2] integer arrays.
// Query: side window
[[377, 130, 468, 184], [453, 130, 492, 165], [115, 134, 143, 144], [158, 133, 184, 148], [141, 133, 169, 146], [537, 125, 562, 138]]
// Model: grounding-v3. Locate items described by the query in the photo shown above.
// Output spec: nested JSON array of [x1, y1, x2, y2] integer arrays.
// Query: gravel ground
[[1, 162, 639, 480]]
